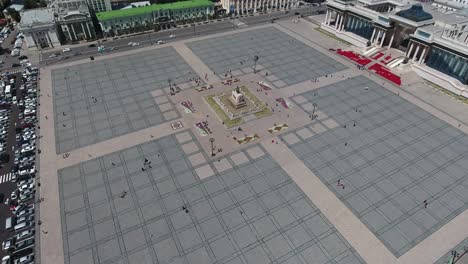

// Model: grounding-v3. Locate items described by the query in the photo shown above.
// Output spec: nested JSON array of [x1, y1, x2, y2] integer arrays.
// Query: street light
[[209, 138, 215, 157], [253, 55, 259, 74]]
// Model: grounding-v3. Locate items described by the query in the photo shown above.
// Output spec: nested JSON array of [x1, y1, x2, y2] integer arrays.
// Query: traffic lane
[[40, 21, 237, 65], [40, 20, 235, 61]]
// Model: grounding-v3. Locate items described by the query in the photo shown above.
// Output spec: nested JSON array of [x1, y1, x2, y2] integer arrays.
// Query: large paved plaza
[[37, 21, 468, 264]]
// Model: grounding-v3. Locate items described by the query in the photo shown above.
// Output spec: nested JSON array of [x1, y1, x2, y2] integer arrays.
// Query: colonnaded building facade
[[97, 0, 214, 36], [321, 0, 468, 97], [220, 0, 300, 15]]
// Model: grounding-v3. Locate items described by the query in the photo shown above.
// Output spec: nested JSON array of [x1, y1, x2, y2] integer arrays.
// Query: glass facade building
[[344, 15, 375, 40], [426, 47, 468, 85]]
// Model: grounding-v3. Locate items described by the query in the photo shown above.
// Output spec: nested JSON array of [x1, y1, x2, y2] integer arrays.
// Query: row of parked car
[[1, 64, 38, 264]]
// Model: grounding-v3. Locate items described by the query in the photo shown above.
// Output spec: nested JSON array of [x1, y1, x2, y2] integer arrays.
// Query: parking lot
[[0, 53, 39, 263]]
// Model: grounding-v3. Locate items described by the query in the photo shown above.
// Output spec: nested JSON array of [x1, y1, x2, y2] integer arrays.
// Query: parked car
[[13, 253, 33, 264], [1, 256, 10, 264], [2, 238, 14, 250], [15, 230, 34, 241], [62, 48, 71, 52]]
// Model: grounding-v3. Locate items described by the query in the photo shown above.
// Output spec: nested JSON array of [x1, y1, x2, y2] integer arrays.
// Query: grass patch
[[205, 94, 243, 128], [314, 27, 352, 46], [240, 86, 272, 118], [425, 81, 468, 104]]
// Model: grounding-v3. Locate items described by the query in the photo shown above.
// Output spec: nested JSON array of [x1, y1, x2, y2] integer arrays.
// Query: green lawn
[[205, 95, 243, 128], [314, 27, 352, 46], [240, 86, 272, 118], [425, 81, 468, 104]]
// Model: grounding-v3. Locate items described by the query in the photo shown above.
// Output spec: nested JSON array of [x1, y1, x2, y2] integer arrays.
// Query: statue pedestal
[[229, 89, 247, 109]]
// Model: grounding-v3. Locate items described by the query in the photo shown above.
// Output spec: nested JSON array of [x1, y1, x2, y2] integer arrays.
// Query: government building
[[220, 0, 300, 15], [321, 0, 468, 97], [97, 0, 214, 36]]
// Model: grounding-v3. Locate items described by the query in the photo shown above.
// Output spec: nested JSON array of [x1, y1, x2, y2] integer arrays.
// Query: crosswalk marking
[[0, 172, 15, 184], [6, 70, 22, 74]]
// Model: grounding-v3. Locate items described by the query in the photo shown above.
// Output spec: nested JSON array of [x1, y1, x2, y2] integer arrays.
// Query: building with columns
[[19, 8, 61, 50], [97, 0, 214, 36], [220, 0, 299, 15], [321, 0, 468, 95], [55, 0, 97, 43]]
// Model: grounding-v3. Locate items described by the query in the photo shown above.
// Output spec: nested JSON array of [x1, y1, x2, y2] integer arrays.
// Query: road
[[40, 6, 325, 65]]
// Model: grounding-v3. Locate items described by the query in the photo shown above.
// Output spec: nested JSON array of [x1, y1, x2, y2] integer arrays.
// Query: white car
[[1, 239, 13, 251], [15, 230, 34, 241], [169, 34, 175, 38], [19, 183, 34, 192], [16, 208, 34, 218], [18, 167, 35, 175], [11, 191, 17, 200], [62, 48, 71, 52], [156, 40, 164, 45], [132, 42, 140, 46], [127, 42, 134, 46], [20, 144, 35, 153], [49, 54, 58, 58], [24, 109, 36, 115], [13, 254, 33, 264], [1, 256, 10, 264], [17, 178, 34, 187]]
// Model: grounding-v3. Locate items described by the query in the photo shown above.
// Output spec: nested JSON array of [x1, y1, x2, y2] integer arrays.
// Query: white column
[[71, 23, 77, 40], [66, 25, 73, 41], [412, 44, 420, 62], [373, 29, 379, 44], [418, 47, 427, 64], [328, 11, 333, 25], [338, 14, 344, 30], [324, 10, 329, 25], [370, 28, 376, 43], [379, 31, 386, 47], [81, 23, 87, 39], [387, 31, 395, 50], [335, 13, 340, 29], [253, 0, 256, 12], [406, 42, 414, 57]]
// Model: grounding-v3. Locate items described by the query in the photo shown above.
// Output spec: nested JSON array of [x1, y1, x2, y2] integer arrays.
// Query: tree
[[23, 0, 38, 9], [6, 8, 20, 22]]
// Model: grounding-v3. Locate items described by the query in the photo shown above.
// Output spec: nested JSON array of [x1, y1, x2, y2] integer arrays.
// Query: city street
[[39, 6, 324, 65]]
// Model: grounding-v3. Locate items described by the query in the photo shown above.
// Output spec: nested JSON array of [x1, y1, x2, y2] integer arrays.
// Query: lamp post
[[209, 138, 215, 157], [253, 55, 259, 74]]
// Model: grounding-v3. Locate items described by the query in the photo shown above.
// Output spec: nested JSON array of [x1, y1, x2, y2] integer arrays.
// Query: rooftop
[[395, 4, 433, 22], [121, 1, 151, 9], [19, 8, 55, 27], [96, 0, 213, 21]]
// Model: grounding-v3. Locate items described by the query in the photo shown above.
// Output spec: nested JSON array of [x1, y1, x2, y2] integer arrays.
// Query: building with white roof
[[321, 0, 468, 97], [19, 8, 61, 49]]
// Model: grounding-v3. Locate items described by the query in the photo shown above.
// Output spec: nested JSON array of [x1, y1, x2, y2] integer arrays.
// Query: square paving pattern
[[187, 27, 347, 88], [51, 47, 201, 153], [58, 131, 365, 264], [281, 75, 468, 257]]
